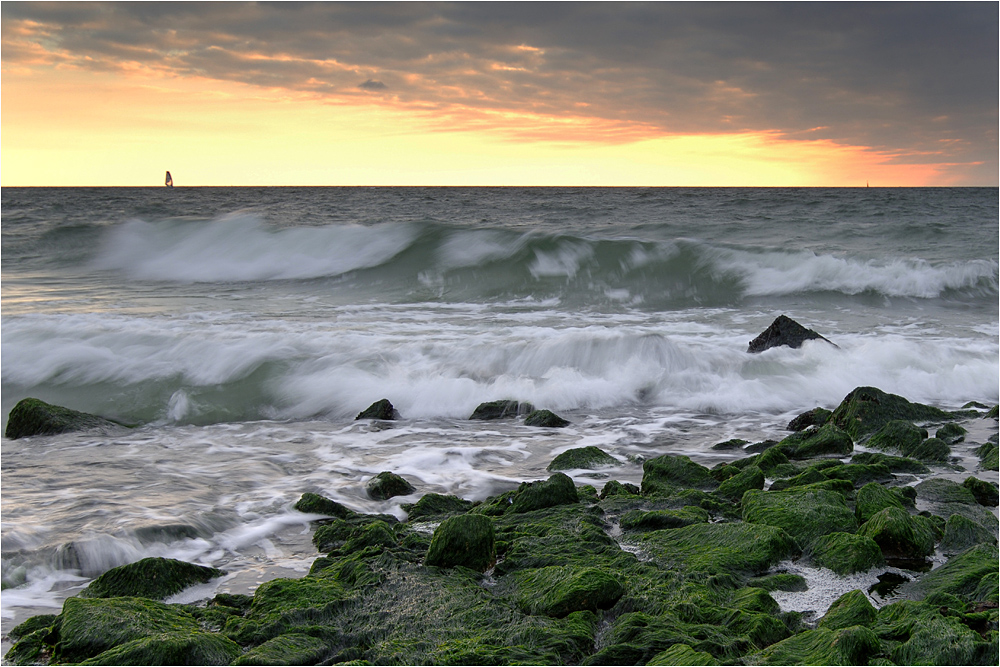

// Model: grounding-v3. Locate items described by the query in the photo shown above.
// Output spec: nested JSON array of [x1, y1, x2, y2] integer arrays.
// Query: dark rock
[[641, 454, 719, 495], [469, 399, 534, 420], [711, 438, 748, 451], [747, 315, 836, 353], [4, 397, 125, 439], [962, 476, 999, 507], [525, 409, 570, 428], [507, 473, 579, 514], [715, 465, 765, 501], [817, 589, 878, 631], [787, 407, 832, 432], [402, 493, 474, 521], [548, 446, 618, 471], [293, 492, 355, 518], [365, 471, 416, 500], [745, 438, 780, 454], [940, 514, 998, 555], [599, 480, 640, 499], [80, 557, 224, 600], [355, 398, 397, 420], [513, 566, 625, 617], [424, 514, 496, 572], [935, 422, 967, 444], [830, 387, 954, 440]]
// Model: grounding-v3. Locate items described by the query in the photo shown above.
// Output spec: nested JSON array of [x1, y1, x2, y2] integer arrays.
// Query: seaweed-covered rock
[[525, 409, 570, 428], [787, 407, 833, 432], [599, 480, 640, 499], [635, 522, 800, 575], [778, 423, 854, 459], [402, 493, 474, 521], [80, 557, 224, 600], [754, 446, 790, 474], [936, 422, 967, 444], [850, 451, 930, 474], [513, 565, 625, 618], [811, 532, 884, 575], [751, 625, 881, 666], [747, 315, 835, 353], [342, 521, 397, 552], [940, 514, 998, 555], [619, 507, 710, 532], [855, 482, 906, 524], [976, 442, 999, 471], [507, 473, 580, 514], [915, 478, 977, 506], [425, 514, 496, 572], [830, 387, 955, 440], [642, 454, 719, 495], [646, 643, 719, 665], [355, 398, 397, 420], [711, 438, 748, 451], [821, 462, 892, 488], [469, 400, 534, 420], [4, 397, 125, 439], [875, 599, 998, 666], [817, 589, 878, 631], [293, 492, 355, 518], [715, 465, 765, 501], [78, 631, 241, 666], [768, 468, 828, 493], [742, 488, 858, 550], [908, 436, 952, 462], [866, 419, 928, 454], [747, 573, 809, 592], [547, 446, 618, 471], [231, 633, 330, 666], [962, 476, 1000, 507], [856, 506, 936, 560], [365, 471, 416, 500], [904, 542, 999, 605]]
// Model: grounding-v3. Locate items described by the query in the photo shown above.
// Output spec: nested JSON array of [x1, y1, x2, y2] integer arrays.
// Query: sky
[[2, 2, 997, 187]]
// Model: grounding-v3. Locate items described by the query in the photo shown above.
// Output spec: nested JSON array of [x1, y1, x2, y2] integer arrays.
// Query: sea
[[2, 187, 998, 638]]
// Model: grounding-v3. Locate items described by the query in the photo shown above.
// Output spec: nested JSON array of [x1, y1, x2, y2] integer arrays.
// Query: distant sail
[[165, 171, 173, 187]]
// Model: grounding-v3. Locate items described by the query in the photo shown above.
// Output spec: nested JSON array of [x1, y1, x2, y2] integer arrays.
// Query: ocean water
[[2, 187, 998, 632]]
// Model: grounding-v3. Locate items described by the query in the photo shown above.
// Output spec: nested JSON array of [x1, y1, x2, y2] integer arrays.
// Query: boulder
[[424, 514, 496, 572], [742, 488, 858, 550], [294, 492, 355, 518], [646, 643, 719, 665], [817, 589, 878, 631], [525, 409, 570, 428], [849, 451, 929, 474], [856, 506, 936, 560], [355, 398, 397, 420], [75, 631, 241, 666], [513, 565, 625, 618], [939, 514, 998, 555], [469, 400, 534, 420], [936, 422, 967, 443], [811, 532, 884, 575], [402, 493, 474, 521], [507, 473, 579, 514], [79, 557, 224, 601], [4, 397, 125, 439], [599, 480, 640, 499], [365, 471, 416, 500], [855, 482, 906, 523], [866, 419, 927, 453], [787, 407, 832, 432], [636, 522, 800, 575], [830, 387, 954, 440], [715, 465, 765, 501], [902, 542, 999, 605], [747, 315, 836, 353], [619, 507, 710, 531], [776, 423, 853, 459], [907, 437, 951, 462], [962, 476, 999, 507], [641, 454, 719, 494], [751, 625, 881, 665], [547, 446, 618, 471], [231, 633, 331, 666]]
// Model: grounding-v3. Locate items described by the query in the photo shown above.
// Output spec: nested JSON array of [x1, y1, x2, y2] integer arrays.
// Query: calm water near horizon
[[2, 187, 997, 639]]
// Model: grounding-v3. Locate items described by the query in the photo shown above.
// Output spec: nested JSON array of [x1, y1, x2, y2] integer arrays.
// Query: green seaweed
[[547, 446, 619, 471], [811, 532, 884, 575], [425, 514, 496, 572], [741, 488, 857, 550], [79, 557, 224, 600]]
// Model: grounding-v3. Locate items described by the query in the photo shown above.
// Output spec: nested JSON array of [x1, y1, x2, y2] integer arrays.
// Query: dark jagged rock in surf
[[747, 315, 835, 353], [356, 398, 398, 420], [525, 409, 570, 428], [469, 400, 534, 420], [5, 397, 126, 439], [787, 407, 832, 432]]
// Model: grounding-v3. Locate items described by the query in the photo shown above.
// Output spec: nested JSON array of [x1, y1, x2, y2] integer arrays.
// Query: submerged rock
[[355, 398, 397, 420], [365, 471, 416, 500], [4, 397, 125, 439], [469, 399, 534, 420], [747, 315, 836, 353]]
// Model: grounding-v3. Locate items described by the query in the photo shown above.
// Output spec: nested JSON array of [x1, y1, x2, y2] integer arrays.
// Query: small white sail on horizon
[[165, 171, 173, 187]]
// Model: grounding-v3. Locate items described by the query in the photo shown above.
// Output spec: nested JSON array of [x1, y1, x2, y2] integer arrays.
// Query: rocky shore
[[4, 386, 999, 666]]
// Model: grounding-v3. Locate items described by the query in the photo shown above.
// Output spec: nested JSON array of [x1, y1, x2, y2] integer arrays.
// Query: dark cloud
[[3, 1, 996, 177]]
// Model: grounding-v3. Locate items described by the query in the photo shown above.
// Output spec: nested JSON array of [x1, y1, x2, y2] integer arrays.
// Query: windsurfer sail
[[165, 171, 174, 187]]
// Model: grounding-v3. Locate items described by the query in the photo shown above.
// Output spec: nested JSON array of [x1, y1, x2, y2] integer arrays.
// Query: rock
[[877, 600, 998, 666], [619, 507, 710, 531], [525, 409, 570, 428], [715, 465, 765, 501], [469, 400, 534, 420], [975, 442, 999, 470], [79, 557, 224, 601], [646, 643, 719, 665], [293, 492, 355, 518], [424, 514, 496, 572], [711, 438, 748, 451], [355, 398, 397, 420], [342, 521, 397, 552], [940, 514, 998, 555], [636, 522, 800, 575], [787, 407, 832, 432], [811, 532, 884, 575], [907, 436, 951, 462], [641, 454, 719, 494], [402, 493, 474, 521], [742, 488, 858, 550], [365, 471, 416, 500], [962, 476, 999, 507], [850, 451, 930, 474], [231, 633, 331, 666], [855, 482, 906, 523], [821, 462, 892, 488], [513, 565, 625, 617], [599, 480, 640, 499], [751, 625, 881, 665], [768, 467, 829, 492], [817, 589, 878, 631], [547, 446, 618, 471], [914, 478, 977, 505], [747, 315, 836, 353], [903, 542, 999, 605], [865, 419, 927, 453], [77, 632, 241, 666], [507, 473, 579, 514], [829, 387, 955, 440], [754, 446, 790, 474], [776, 423, 853, 459], [4, 397, 125, 439], [856, 506, 936, 560], [747, 573, 808, 592], [936, 422, 967, 444]]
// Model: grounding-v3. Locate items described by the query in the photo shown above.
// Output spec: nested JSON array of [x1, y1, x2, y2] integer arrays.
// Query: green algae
[[909, 437, 953, 462], [230, 632, 332, 665], [916, 478, 978, 505], [425, 514, 496, 572], [401, 492, 474, 521], [746, 573, 808, 592], [857, 506, 936, 560], [78, 631, 241, 666], [635, 522, 800, 575], [817, 590, 878, 631], [547, 446, 619, 471], [512, 565, 625, 617], [620, 507, 710, 531], [647, 643, 720, 665], [79, 557, 224, 600], [365, 471, 416, 500], [904, 542, 1000, 604], [469, 399, 534, 420], [293, 492, 356, 518], [600, 479, 640, 498], [778, 423, 854, 459], [856, 481, 906, 523], [874, 600, 998, 666], [866, 419, 928, 454], [741, 488, 857, 550], [642, 454, 719, 494], [525, 409, 571, 428], [787, 407, 833, 432], [4, 397, 128, 439], [936, 422, 968, 444], [962, 476, 1000, 507], [940, 514, 998, 555], [850, 451, 930, 474], [715, 465, 765, 501], [831, 386, 955, 440], [751, 625, 882, 666], [495, 473, 580, 515], [811, 532, 885, 575]]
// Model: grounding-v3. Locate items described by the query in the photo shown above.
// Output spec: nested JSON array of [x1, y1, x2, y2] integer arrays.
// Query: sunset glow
[[2, 3, 996, 187]]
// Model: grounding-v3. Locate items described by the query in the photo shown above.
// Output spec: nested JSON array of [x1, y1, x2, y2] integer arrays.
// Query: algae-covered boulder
[[79, 557, 224, 601], [976, 441, 999, 471], [855, 482, 906, 523], [507, 473, 579, 514], [821, 462, 892, 488], [903, 542, 1000, 604], [715, 465, 765, 501], [962, 476, 1000, 507], [641, 454, 719, 494], [856, 506, 936, 560], [811, 532, 884, 575], [751, 625, 881, 666], [915, 478, 977, 506], [647, 643, 719, 665], [936, 422, 967, 443], [402, 493, 474, 521], [908, 436, 952, 462], [817, 589, 878, 631], [747, 315, 835, 353], [741, 488, 858, 550], [850, 451, 930, 474], [599, 480, 640, 499], [875, 599, 998, 666], [831, 387, 954, 440], [355, 398, 397, 420], [231, 633, 330, 666], [754, 446, 790, 474], [5, 397, 125, 439], [547, 446, 618, 471], [940, 514, 998, 555], [787, 407, 833, 432], [293, 492, 355, 518], [365, 471, 416, 500], [78, 631, 241, 666], [865, 419, 928, 454], [778, 423, 854, 459], [424, 514, 496, 572], [514, 565, 625, 618], [525, 409, 570, 428], [636, 522, 800, 575], [469, 400, 534, 420], [747, 573, 809, 592], [619, 507, 709, 532]]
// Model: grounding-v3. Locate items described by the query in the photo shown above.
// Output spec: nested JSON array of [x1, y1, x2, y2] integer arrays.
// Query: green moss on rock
[[402, 493, 474, 521], [908, 437, 952, 462], [547, 446, 618, 471], [787, 407, 833, 432], [747, 573, 808, 592], [294, 492, 356, 518], [365, 471, 416, 500], [646, 643, 719, 665], [936, 422, 967, 444], [751, 625, 881, 666], [78, 631, 241, 666], [915, 478, 977, 505], [425, 514, 496, 572], [850, 451, 930, 474], [742, 488, 858, 550], [469, 400, 534, 420], [866, 419, 928, 454], [507, 473, 580, 515], [635, 522, 800, 575], [642, 454, 719, 495], [857, 506, 936, 560], [778, 423, 854, 459], [230, 632, 331, 665], [355, 399, 396, 420], [962, 477, 999, 507], [830, 386, 954, 440], [904, 542, 999, 605], [715, 465, 765, 501], [600, 480, 640, 499], [856, 482, 906, 524], [817, 590, 878, 631], [79, 557, 224, 600], [5, 397, 126, 439], [513, 566, 625, 618], [811, 532, 884, 575], [620, 507, 710, 532], [525, 409, 570, 428], [940, 514, 998, 555]]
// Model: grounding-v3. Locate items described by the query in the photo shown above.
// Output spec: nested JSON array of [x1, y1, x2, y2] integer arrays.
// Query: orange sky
[[2, 3, 995, 187]]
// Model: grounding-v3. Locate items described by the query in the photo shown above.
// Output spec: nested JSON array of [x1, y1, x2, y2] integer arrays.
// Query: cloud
[[2, 2, 996, 176]]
